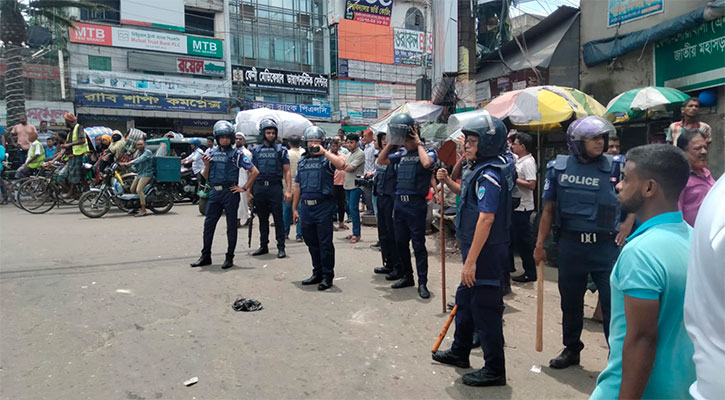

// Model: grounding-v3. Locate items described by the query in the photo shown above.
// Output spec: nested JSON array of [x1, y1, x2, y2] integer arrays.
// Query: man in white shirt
[[235, 132, 254, 227], [283, 134, 305, 240], [362, 130, 376, 216], [182, 138, 206, 178], [510, 133, 538, 283], [684, 175, 725, 400]]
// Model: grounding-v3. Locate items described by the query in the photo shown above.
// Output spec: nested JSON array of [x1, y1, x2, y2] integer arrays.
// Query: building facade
[[67, 0, 232, 135]]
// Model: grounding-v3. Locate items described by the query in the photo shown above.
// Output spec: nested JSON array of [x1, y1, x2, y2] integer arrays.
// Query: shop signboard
[[69, 22, 223, 58], [654, 17, 725, 91], [248, 101, 331, 119], [75, 90, 229, 113], [0, 100, 74, 127], [344, 0, 394, 26], [73, 69, 230, 97], [393, 28, 433, 66], [233, 66, 329, 95], [0, 62, 60, 80], [608, 0, 664, 27], [127, 52, 226, 76], [362, 108, 378, 119]]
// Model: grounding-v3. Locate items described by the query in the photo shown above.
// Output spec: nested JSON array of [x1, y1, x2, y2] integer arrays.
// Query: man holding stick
[[431, 111, 514, 387]]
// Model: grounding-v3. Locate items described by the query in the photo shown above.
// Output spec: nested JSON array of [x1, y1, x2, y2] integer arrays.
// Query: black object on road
[[232, 297, 263, 312], [248, 199, 255, 248]]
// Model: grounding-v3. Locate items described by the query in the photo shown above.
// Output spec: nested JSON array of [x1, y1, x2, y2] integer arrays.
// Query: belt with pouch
[[255, 179, 282, 187], [302, 197, 330, 206], [396, 194, 423, 202], [559, 230, 617, 244], [212, 183, 234, 191]]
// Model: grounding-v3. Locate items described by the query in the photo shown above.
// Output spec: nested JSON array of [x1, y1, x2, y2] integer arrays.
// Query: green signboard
[[654, 17, 725, 91], [187, 36, 223, 59]]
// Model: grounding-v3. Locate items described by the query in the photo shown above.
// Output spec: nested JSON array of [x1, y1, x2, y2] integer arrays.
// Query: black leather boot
[[462, 368, 506, 387], [391, 275, 415, 289], [251, 247, 268, 256], [190, 255, 211, 267], [221, 255, 234, 269], [301, 275, 322, 285], [277, 248, 286, 258], [549, 348, 581, 369], [432, 349, 470, 368], [418, 284, 430, 299], [374, 266, 392, 274]]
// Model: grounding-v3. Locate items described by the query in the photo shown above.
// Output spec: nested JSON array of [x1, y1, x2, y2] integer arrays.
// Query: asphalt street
[[0, 201, 609, 399]]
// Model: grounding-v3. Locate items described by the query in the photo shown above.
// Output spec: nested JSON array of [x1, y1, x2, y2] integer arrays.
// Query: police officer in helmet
[[432, 111, 514, 387], [534, 116, 632, 369], [372, 131, 403, 280], [292, 126, 346, 290], [251, 119, 292, 258], [191, 120, 259, 269], [377, 113, 437, 299]]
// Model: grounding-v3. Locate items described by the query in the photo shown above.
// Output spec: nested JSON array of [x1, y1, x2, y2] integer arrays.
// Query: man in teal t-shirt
[[591, 144, 696, 400]]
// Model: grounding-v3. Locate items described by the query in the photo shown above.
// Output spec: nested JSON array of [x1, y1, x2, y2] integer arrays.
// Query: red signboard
[[177, 58, 205, 74], [69, 22, 113, 46]]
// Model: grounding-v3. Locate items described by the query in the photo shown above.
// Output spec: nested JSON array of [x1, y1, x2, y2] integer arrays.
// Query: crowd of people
[[2, 97, 721, 397]]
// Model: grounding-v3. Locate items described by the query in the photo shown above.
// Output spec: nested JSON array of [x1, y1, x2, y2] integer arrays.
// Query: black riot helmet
[[461, 110, 508, 160], [303, 126, 326, 142], [259, 118, 278, 144], [387, 113, 415, 144]]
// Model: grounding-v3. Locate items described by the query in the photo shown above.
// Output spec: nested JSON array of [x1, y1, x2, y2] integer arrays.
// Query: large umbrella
[[234, 108, 313, 140], [605, 86, 690, 116], [369, 101, 444, 133], [484, 85, 606, 129]]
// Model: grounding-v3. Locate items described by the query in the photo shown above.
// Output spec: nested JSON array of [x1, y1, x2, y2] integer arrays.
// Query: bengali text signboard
[[75, 90, 229, 113], [344, 0, 394, 26], [233, 66, 329, 95], [608, 0, 664, 27]]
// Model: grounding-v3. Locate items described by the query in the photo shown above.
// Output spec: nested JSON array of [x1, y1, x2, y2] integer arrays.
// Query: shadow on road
[[444, 380, 513, 399], [542, 364, 599, 396]]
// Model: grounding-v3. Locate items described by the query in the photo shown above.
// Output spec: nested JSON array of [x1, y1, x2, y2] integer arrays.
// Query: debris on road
[[232, 297, 263, 312], [530, 364, 542, 373], [115, 289, 133, 295], [184, 377, 199, 386]]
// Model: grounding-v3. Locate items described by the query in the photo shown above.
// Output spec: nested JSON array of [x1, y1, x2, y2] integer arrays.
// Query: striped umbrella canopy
[[605, 86, 690, 116], [484, 86, 606, 130]]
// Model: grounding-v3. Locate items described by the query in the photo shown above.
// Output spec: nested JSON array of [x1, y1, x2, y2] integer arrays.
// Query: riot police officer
[[371, 132, 402, 280], [251, 119, 292, 259], [534, 116, 631, 369], [191, 121, 259, 269], [292, 126, 346, 290], [377, 113, 437, 299], [431, 111, 514, 387]]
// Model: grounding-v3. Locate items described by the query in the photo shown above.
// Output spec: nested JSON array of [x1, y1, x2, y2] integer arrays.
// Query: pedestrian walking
[[250, 119, 292, 259], [371, 131, 402, 280], [10, 114, 36, 162], [190, 121, 259, 270], [534, 116, 633, 369], [377, 113, 437, 299], [292, 126, 346, 291], [591, 144, 695, 399], [509, 132, 537, 283], [432, 111, 514, 387], [676, 131, 715, 226]]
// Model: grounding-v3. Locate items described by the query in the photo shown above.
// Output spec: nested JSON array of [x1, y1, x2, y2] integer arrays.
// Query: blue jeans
[[345, 188, 361, 237], [282, 200, 302, 238]]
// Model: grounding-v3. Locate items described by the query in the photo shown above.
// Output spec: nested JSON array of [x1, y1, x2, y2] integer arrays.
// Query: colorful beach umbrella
[[605, 86, 690, 116], [484, 86, 606, 129]]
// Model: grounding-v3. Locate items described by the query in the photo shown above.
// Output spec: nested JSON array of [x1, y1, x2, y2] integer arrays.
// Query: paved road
[[0, 202, 608, 399]]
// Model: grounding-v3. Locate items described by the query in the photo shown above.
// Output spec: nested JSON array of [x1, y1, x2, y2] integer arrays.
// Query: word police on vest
[[559, 174, 600, 187]]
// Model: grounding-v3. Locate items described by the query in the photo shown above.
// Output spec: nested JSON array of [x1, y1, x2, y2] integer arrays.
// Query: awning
[[476, 6, 580, 82]]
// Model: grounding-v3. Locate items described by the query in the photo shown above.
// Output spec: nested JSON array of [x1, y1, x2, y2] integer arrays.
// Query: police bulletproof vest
[[395, 149, 433, 196], [374, 164, 396, 196], [253, 144, 284, 180], [298, 156, 334, 196], [208, 147, 239, 185], [455, 155, 515, 246], [553, 154, 620, 233]]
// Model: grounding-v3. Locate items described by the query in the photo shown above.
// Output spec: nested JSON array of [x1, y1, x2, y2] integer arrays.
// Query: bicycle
[[17, 163, 89, 214]]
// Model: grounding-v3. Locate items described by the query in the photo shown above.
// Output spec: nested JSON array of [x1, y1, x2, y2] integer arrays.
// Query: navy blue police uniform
[[388, 146, 437, 286], [542, 153, 625, 351], [202, 147, 256, 259], [296, 154, 338, 280], [373, 161, 402, 276], [252, 143, 290, 251], [448, 154, 515, 377]]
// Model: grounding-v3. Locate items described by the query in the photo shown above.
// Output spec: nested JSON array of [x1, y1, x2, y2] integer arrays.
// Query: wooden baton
[[536, 261, 544, 352], [432, 305, 457, 353], [440, 183, 446, 313]]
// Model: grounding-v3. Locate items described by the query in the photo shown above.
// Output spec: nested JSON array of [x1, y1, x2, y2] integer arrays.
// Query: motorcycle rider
[[182, 138, 206, 185], [119, 139, 154, 217], [191, 121, 260, 269]]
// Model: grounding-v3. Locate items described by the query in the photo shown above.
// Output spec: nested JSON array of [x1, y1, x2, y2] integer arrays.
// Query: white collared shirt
[[514, 153, 537, 211]]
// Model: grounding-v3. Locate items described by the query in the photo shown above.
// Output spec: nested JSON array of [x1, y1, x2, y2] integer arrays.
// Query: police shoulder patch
[[477, 185, 486, 200], [243, 156, 250, 163]]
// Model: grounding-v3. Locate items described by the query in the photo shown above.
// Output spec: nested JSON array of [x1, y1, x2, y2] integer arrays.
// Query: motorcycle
[[78, 162, 174, 218], [174, 167, 200, 203]]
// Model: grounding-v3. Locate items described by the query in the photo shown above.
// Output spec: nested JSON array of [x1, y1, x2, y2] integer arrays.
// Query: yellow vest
[[71, 124, 90, 156], [28, 140, 46, 168]]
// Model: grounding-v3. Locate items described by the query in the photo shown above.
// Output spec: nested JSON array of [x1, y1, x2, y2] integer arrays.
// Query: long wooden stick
[[440, 183, 446, 314], [536, 261, 544, 352], [432, 305, 457, 353]]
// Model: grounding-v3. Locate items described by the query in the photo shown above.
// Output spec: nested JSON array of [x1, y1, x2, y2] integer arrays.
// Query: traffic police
[[292, 126, 346, 291], [191, 121, 259, 269], [534, 116, 630, 369], [251, 119, 292, 259], [371, 132, 402, 280], [431, 111, 514, 387], [377, 113, 437, 299]]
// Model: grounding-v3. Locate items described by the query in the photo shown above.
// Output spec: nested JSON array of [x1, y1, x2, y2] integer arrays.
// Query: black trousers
[[394, 196, 428, 285], [510, 210, 536, 278], [450, 284, 506, 375], [376, 194, 401, 273], [254, 182, 285, 249], [301, 198, 336, 279], [202, 187, 240, 258], [333, 185, 346, 222], [557, 237, 618, 350]]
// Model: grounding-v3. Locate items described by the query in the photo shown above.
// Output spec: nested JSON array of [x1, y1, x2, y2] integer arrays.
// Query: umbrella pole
[[440, 183, 447, 314]]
